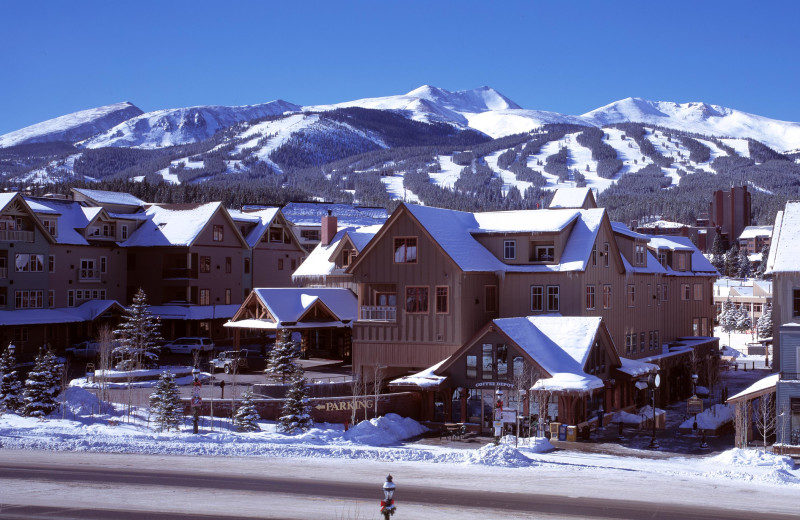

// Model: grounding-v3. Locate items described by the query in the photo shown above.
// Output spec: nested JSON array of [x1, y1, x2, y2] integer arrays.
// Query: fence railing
[[0, 230, 34, 242], [360, 305, 396, 322]]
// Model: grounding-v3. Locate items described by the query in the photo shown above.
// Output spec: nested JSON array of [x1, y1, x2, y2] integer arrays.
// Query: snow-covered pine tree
[[266, 329, 301, 384], [737, 247, 751, 279], [724, 245, 740, 279], [756, 244, 770, 279], [278, 366, 312, 434], [719, 299, 737, 335], [757, 304, 773, 339], [0, 344, 23, 413], [21, 350, 62, 418], [114, 288, 162, 371], [736, 307, 752, 333], [233, 390, 261, 432], [149, 370, 183, 432]]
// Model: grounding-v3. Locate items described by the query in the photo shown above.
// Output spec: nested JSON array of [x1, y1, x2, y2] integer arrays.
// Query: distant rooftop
[[72, 187, 146, 208]]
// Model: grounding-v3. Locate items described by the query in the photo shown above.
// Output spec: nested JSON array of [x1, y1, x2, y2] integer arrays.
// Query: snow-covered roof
[[148, 304, 241, 321], [638, 220, 687, 229], [72, 188, 145, 208], [727, 373, 778, 403], [244, 288, 357, 326], [25, 197, 94, 245], [646, 236, 695, 251], [619, 249, 667, 275], [532, 372, 604, 393], [403, 204, 605, 273], [389, 359, 449, 390], [738, 225, 772, 240], [766, 202, 800, 273], [610, 221, 649, 240], [0, 300, 122, 326], [121, 202, 223, 247], [292, 225, 381, 283], [616, 357, 659, 378], [228, 207, 280, 248], [658, 236, 718, 276], [282, 202, 388, 227], [548, 187, 593, 209]]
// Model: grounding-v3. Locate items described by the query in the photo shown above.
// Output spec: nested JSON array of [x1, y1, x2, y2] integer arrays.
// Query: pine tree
[[279, 367, 312, 434], [114, 288, 162, 371], [719, 299, 737, 334], [736, 307, 752, 333], [737, 247, 751, 279], [757, 304, 774, 339], [724, 245, 740, 278], [710, 234, 726, 273], [22, 350, 62, 418], [0, 344, 23, 413], [149, 371, 183, 432], [233, 390, 261, 432], [267, 329, 301, 384], [756, 244, 770, 279]]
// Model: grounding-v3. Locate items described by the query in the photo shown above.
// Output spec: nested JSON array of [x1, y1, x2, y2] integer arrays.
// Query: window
[[693, 283, 703, 301], [658, 251, 667, 267], [663, 284, 669, 301], [269, 227, 283, 243], [278, 258, 284, 270], [121, 225, 128, 240], [649, 331, 655, 351], [405, 286, 428, 313], [603, 285, 612, 309], [504, 240, 516, 260], [591, 244, 597, 266], [291, 259, 297, 270], [754, 303, 763, 313], [244, 258, 250, 274], [627, 284, 635, 307], [213, 225, 224, 242], [640, 332, 646, 353], [48, 290, 55, 309], [200, 256, 211, 274], [513, 356, 524, 379], [435, 286, 449, 314], [15, 290, 43, 309], [43, 219, 57, 237], [677, 253, 687, 271], [654, 330, 660, 352], [603, 243, 610, 267], [485, 285, 498, 313], [67, 290, 75, 307], [466, 355, 477, 379], [12, 327, 28, 343], [482, 344, 493, 380], [681, 284, 691, 301], [535, 245, 555, 262], [225, 288, 231, 305], [647, 284, 652, 306], [794, 290, 800, 317], [100, 256, 107, 274], [199, 289, 210, 306], [625, 333, 635, 355], [48, 255, 55, 273], [301, 229, 320, 241], [79, 259, 98, 280], [393, 237, 417, 263], [585, 285, 595, 310], [531, 286, 543, 312], [342, 249, 351, 267], [635, 243, 646, 265], [15, 254, 44, 272], [225, 257, 232, 274], [546, 286, 560, 312], [496, 344, 508, 380]]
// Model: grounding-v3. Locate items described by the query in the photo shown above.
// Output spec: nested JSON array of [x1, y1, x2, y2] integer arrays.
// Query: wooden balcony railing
[[360, 305, 396, 322], [78, 268, 102, 282], [0, 230, 34, 242]]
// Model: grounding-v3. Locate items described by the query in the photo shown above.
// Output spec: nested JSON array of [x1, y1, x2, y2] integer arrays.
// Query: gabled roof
[[0, 300, 124, 326], [121, 202, 247, 248], [0, 193, 56, 244], [240, 288, 357, 327], [26, 197, 94, 245], [766, 201, 800, 273], [292, 225, 382, 283], [72, 188, 145, 208], [358, 203, 606, 274], [229, 207, 280, 247], [738, 225, 772, 240], [658, 236, 717, 275], [548, 187, 596, 209]]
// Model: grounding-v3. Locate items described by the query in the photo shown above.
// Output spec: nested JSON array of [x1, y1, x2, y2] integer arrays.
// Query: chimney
[[321, 210, 337, 246]]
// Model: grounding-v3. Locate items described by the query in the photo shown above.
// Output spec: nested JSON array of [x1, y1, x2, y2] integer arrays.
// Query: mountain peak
[[404, 85, 521, 113]]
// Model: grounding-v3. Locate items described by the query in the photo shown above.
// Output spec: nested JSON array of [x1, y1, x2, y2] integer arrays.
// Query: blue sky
[[1, 0, 799, 135]]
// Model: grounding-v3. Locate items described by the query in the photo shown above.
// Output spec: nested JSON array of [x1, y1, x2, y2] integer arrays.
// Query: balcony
[[0, 230, 34, 243], [360, 305, 396, 322], [78, 268, 102, 282], [162, 267, 198, 279]]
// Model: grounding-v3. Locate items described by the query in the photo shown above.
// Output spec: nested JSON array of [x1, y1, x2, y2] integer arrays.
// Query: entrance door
[[481, 389, 495, 433]]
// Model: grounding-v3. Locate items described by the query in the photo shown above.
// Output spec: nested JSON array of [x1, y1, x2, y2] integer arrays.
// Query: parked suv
[[210, 350, 249, 374], [65, 341, 99, 360], [161, 337, 215, 355]]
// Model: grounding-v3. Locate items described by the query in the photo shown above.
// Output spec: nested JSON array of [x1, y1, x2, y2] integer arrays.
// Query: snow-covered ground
[[380, 174, 421, 203]]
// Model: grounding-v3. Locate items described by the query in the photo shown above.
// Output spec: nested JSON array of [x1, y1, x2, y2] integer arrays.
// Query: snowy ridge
[[81, 100, 301, 149], [0, 102, 143, 148]]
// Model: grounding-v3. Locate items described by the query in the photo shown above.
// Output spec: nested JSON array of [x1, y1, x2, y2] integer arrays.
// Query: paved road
[[0, 453, 796, 520]]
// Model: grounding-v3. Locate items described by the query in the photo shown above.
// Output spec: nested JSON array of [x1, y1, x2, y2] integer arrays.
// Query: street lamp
[[691, 373, 698, 397], [191, 367, 201, 434], [648, 372, 661, 449], [380, 475, 396, 519], [494, 388, 504, 444]]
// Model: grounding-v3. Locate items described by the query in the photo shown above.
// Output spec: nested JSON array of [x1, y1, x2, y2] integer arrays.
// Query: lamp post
[[494, 388, 504, 444], [191, 367, 201, 434], [380, 475, 396, 519], [648, 372, 660, 449]]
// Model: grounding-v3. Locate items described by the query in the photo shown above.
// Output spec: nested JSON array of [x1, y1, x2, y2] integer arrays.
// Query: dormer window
[[658, 251, 667, 267], [342, 249, 351, 267], [42, 219, 57, 237], [532, 244, 555, 262], [634, 243, 646, 266], [677, 253, 688, 271]]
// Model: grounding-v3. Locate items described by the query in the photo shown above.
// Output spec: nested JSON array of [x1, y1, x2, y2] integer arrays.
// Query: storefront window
[[496, 344, 508, 380], [482, 344, 493, 380], [513, 356, 524, 380], [466, 355, 477, 379]]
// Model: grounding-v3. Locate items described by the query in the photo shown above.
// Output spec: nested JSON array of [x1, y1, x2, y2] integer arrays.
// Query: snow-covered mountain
[[81, 100, 302, 149], [0, 102, 143, 148], [581, 97, 800, 153]]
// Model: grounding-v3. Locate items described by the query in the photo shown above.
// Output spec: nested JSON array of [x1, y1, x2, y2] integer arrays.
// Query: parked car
[[65, 341, 100, 360], [161, 337, 215, 355], [210, 350, 249, 374]]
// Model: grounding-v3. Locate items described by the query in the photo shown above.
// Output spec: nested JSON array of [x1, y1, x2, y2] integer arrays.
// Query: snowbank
[[343, 413, 428, 446], [466, 443, 533, 467], [57, 386, 116, 416], [680, 404, 734, 431]]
